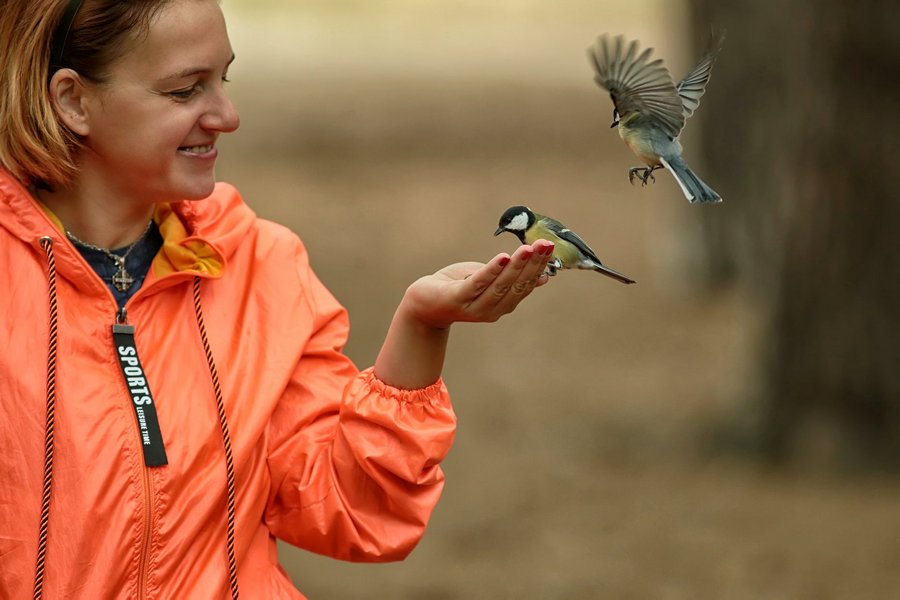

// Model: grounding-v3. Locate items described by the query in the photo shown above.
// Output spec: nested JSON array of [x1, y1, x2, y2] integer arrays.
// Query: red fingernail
[[498, 256, 510, 266], [520, 250, 534, 261]]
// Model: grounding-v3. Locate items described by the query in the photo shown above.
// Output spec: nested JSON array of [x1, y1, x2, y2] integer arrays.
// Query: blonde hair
[[0, 0, 169, 189]]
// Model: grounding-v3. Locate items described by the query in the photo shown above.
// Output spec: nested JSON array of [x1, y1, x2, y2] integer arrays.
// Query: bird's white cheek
[[509, 214, 530, 231]]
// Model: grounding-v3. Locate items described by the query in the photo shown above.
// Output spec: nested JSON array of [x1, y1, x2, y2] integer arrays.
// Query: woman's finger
[[470, 242, 553, 313], [494, 243, 553, 310], [457, 253, 511, 298]]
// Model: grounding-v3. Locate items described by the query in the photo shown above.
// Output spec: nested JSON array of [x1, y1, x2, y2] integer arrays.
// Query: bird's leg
[[640, 165, 662, 186], [545, 259, 562, 277], [629, 165, 663, 186], [628, 166, 648, 185]]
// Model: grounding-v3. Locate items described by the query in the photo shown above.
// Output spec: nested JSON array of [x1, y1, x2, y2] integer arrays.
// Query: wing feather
[[587, 34, 684, 139], [541, 216, 602, 265], [676, 29, 725, 122]]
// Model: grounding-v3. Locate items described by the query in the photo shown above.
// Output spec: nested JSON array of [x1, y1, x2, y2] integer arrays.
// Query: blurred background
[[217, 0, 899, 598]]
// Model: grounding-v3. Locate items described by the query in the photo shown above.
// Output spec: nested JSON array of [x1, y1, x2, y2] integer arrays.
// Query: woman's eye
[[169, 86, 198, 101]]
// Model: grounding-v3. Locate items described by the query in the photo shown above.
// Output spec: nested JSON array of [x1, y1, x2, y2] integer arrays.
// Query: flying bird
[[587, 31, 725, 203]]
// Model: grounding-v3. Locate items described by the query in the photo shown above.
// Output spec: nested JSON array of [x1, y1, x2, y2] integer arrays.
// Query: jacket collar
[[0, 169, 256, 286]]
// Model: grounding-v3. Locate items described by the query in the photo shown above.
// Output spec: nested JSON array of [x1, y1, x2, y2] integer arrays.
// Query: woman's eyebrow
[[161, 53, 236, 81]]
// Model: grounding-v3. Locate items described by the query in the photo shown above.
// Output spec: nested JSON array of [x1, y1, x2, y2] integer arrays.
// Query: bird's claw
[[628, 167, 643, 185], [544, 259, 562, 277], [628, 166, 659, 187]]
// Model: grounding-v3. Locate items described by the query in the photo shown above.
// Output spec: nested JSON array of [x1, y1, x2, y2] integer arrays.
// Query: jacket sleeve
[[263, 239, 456, 562]]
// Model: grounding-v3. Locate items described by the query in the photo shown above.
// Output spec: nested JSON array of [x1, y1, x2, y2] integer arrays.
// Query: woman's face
[[78, 0, 240, 204]]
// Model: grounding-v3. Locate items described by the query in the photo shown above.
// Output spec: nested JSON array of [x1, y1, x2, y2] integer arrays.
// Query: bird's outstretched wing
[[587, 34, 684, 139], [676, 29, 725, 123]]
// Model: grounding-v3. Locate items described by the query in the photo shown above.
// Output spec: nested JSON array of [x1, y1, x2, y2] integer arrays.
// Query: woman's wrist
[[373, 294, 451, 390]]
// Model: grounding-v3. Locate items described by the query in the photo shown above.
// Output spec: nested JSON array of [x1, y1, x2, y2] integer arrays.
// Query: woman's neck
[[36, 181, 155, 250]]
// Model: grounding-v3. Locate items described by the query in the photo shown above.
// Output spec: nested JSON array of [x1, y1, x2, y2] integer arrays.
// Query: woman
[[0, 0, 554, 597]]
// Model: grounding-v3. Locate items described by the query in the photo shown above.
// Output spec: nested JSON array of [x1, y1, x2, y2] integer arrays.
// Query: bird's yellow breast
[[550, 240, 580, 267], [524, 228, 580, 268]]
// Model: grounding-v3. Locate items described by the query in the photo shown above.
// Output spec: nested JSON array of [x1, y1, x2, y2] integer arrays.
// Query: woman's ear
[[48, 69, 91, 137]]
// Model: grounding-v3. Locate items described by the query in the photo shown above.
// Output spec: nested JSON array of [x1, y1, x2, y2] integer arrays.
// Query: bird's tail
[[660, 156, 722, 203], [593, 263, 636, 284]]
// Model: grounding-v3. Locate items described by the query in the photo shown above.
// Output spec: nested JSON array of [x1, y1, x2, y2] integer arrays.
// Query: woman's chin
[[173, 176, 217, 202]]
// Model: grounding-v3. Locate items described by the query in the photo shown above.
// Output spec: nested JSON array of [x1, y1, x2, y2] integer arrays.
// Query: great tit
[[587, 31, 724, 203], [494, 206, 635, 284]]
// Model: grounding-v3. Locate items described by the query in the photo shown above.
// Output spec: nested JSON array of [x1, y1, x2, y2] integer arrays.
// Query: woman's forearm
[[374, 300, 450, 390]]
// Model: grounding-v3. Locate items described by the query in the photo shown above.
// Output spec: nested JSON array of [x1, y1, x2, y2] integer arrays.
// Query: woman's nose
[[201, 89, 240, 133]]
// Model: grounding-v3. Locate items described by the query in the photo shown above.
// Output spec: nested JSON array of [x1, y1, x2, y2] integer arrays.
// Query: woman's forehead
[[117, 0, 232, 78]]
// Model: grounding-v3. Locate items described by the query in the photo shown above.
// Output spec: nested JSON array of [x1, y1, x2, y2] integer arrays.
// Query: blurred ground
[[216, 2, 900, 598]]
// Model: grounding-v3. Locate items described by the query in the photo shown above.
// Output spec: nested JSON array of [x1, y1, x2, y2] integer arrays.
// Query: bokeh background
[[216, 1, 899, 598]]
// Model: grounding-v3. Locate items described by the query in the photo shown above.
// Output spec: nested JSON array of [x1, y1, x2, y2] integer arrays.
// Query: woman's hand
[[404, 240, 555, 330], [374, 240, 554, 389]]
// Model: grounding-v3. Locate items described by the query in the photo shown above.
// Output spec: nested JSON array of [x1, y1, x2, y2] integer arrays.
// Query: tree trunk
[[689, 0, 900, 468]]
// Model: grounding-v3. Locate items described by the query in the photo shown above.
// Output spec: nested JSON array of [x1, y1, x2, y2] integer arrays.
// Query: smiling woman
[[0, 0, 555, 598], [43, 0, 241, 235]]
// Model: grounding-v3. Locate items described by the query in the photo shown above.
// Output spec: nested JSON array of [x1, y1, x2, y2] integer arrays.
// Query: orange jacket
[[0, 170, 456, 599]]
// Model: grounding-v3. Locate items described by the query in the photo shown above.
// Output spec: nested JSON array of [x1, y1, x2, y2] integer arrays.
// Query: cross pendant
[[111, 258, 135, 292]]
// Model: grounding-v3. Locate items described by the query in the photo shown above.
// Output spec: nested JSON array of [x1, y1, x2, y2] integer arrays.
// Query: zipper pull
[[112, 313, 168, 467], [117, 306, 128, 325]]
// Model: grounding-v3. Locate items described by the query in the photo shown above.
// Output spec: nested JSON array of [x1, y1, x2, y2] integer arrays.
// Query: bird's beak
[[493, 227, 504, 236], [609, 120, 618, 128]]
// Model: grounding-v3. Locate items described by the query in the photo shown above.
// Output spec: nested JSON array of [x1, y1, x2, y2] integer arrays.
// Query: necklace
[[66, 220, 154, 292]]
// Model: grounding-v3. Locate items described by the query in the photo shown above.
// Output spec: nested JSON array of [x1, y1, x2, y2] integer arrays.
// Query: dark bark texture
[[688, 0, 900, 468]]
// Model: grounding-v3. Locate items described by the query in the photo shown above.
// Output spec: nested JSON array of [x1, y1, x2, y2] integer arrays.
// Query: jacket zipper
[[118, 305, 154, 599], [138, 466, 154, 600]]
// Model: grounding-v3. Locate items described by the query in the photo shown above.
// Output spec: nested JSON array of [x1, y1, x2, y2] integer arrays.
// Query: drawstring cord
[[192, 277, 240, 599], [34, 237, 59, 600]]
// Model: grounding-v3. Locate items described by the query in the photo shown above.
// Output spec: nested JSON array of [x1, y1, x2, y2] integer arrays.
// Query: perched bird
[[494, 206, 635, 284], [587, 31, 725, 203]]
